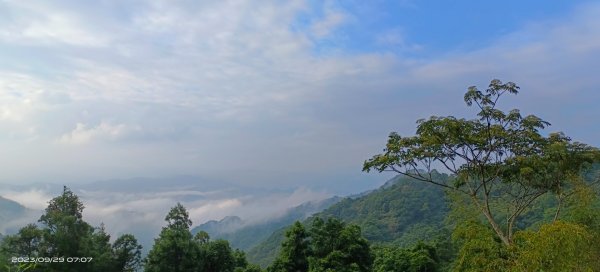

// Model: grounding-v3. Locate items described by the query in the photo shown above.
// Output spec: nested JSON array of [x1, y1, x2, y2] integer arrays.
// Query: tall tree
[[145, 203, 200, 272], [37, 186, 95, 272], [87, 224, 116, 272], [308, 218, 372, 272], [202, 239, 236, 272], [363, 79, 600, 246], [146, 204, 259, 272], [268, 221, 309, 272], [112, 234, 142, 272], [268, 218, 372, 272]]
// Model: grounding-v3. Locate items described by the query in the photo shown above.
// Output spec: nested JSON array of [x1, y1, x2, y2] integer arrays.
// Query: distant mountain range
[[191, 196, 342, 250]]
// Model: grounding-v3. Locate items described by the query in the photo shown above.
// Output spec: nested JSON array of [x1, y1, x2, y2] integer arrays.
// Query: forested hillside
[[247, 173, 450, 267], [322, 173, 448, 245]]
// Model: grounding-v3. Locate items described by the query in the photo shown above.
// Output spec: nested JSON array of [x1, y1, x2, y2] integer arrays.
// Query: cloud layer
[[0, 181, 330, 252], [0, 1, 599, 194]]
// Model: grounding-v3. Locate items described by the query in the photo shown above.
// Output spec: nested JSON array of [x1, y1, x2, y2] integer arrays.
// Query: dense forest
[[1, 80, 600, 271]]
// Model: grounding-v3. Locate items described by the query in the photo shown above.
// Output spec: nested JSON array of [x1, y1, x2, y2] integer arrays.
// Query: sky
[[1, 0, 600, 195]]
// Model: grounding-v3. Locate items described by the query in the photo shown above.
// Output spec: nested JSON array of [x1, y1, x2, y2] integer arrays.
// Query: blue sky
[[1, 0, 600, 195]]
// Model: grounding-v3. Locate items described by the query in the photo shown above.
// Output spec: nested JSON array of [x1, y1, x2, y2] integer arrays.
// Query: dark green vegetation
[[268, 218, 372, 272], [2, 79, 600, 271], [324, 173, 448, 245]]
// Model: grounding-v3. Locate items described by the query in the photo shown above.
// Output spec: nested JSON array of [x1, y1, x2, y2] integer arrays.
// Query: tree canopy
[[268, 218, 372, 272], [363, 79, 600, 245]]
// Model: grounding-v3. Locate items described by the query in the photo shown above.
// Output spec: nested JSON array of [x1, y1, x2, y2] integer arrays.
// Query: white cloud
[[0, 2, 110, 46], [0, 0, 599, 191], [188, 199, 243, 223], [0, 184, 331, 249], [0, 74, 41, 122], [59, 122, 139, 145], [310, 10, 347, 38], [20, 14, 108, 47], [376, 28, 423, 52], [406, 3, 600, 95], [0, 189, 53, 210]]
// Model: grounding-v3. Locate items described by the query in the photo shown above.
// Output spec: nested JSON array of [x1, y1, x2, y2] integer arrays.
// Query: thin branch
[[388, 165, 468, 193]]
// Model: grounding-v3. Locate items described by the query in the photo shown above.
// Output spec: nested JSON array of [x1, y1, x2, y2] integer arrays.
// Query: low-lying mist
[[0, 176, 332, 253]]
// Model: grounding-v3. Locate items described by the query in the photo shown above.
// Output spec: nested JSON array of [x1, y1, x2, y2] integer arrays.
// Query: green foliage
[[364, 79, 600, 246], [511, 221, 600, 271], [446, 172, 600, 271], [235, 264, 263, 272], [1, 224, 42, 257], [451, 221, 509, 272], [86, 225, 116, 272], [233, 249, 249, 269], [112, 234, 142, 272], [203, 240, 237, 272], [507, 182, 600, 271], [194, 231, 210, 245], [268, 218, 372, 272], [250, 169, 600, 271], [268, 222, 309, 272], [145, 203, 202, 272], [246, 227, 287, 268], [38, 186, 94, 272], [166, 203, 193, 230], [319, 175, 448, 246], [372, 242, 440, 272], [308, 218, 372, 272], [562, 179, 600, 232]]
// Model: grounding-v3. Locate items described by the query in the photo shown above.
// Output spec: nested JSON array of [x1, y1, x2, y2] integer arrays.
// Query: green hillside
[[247, 173, 450, 267]]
